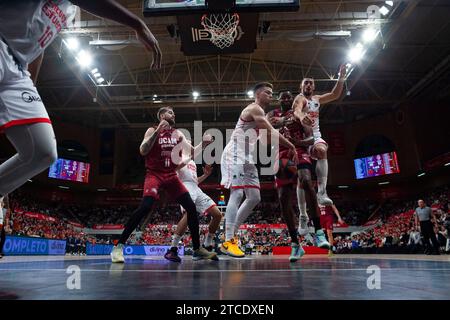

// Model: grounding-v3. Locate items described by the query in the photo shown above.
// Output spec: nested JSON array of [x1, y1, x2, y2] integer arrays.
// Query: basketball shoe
[[220, 238, 245, 258], [289, 243, 305, 262], [110, 243, 125, 263]]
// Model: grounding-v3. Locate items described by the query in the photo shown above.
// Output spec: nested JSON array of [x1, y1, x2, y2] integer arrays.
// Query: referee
[[414, 199, 440, 255]]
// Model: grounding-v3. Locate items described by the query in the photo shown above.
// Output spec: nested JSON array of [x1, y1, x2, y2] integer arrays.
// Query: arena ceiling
[[37, 0, 450, 141]]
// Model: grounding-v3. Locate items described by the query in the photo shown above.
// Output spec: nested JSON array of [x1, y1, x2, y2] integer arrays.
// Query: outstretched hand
[[136, 23, 162, 69], [338, 64, 347, 80]]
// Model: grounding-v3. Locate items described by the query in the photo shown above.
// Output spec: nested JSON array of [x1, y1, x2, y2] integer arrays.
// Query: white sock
[[235, 188, 261, 230], [225, 189, 244, 241], [296, 186, 308, 220], [316, 159, 328, 195], [171, 235, 181, 248], [204, 233, 214, 247]]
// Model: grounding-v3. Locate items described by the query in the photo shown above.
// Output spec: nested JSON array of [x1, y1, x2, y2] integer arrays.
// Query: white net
[[201, 13, 240, 49]]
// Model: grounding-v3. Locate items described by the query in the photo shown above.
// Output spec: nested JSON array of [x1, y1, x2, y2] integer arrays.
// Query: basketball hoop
[[201, 13, 240, 49]]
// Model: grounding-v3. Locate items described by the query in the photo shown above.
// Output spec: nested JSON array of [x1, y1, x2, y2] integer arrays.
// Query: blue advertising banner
[[2, 236, 66, 255], [86, 243, 185, 256]]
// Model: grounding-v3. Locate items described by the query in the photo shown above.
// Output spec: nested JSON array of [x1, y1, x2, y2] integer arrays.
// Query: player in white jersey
[[293, 65, 347, 235], [164, 152, 222, 262], [220, 82, 298, 258], [0, 1, 162, 204]]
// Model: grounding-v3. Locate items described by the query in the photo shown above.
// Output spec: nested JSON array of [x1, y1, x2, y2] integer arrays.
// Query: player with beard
[[293, 65, 347, 207], [110, 106, 217, 263]]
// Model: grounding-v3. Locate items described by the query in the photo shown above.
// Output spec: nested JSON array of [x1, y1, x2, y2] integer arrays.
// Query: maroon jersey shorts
[[320, 215, 334, 231], [274, 148, 312, 188], [143, 172, 188, 200]]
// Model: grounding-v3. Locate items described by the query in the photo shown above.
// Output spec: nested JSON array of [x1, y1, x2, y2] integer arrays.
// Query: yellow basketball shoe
[[220, 238, 245, 258]]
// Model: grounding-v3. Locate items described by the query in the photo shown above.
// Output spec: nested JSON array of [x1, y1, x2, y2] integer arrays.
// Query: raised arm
[[315, 64, 347, 105], [72, 0, 161, 69], [250, 106, 299, 163], [140, 120, 168, 155], [293, 95, 313, 127]]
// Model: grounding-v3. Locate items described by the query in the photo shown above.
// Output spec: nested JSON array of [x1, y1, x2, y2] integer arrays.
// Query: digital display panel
[[354, 152, 400, 179], [48, 158, 90, 183]]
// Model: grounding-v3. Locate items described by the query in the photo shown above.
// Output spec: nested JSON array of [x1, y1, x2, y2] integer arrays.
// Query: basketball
[[276, 158, 297, 180]]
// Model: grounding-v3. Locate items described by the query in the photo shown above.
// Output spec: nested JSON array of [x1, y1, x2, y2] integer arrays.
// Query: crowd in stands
[[334, 185, 449, 254], [6, 211, 77, 240], [2, 184, 448, 255]]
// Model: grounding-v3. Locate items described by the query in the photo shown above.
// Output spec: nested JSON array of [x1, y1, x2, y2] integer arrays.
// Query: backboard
[[143, 0, 300, 16]]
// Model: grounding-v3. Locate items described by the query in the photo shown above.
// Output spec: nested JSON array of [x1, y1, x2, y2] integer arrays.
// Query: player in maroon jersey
[[267, 90, 330, 261], [268, 91, 309, 236], [319, 200, 344, 255], [111, 106, 217, 263]]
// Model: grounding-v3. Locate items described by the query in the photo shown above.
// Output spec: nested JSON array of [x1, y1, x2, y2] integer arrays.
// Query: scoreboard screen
[[48, 158, 90, 183], [354, 152, 400, 180]]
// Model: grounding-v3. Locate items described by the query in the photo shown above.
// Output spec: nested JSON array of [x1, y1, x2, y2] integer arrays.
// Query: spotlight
[[379, 6, 389, 16], [192, 91, 200, 99], [96, 77, 105, 84], [348, 43, 365, 62], [247, 90, 254, 98], [362, 27, 378, 43], [90, 68, 99, 74], [65, 38, 79, 50], [385, 1, 394, 7], [93, 72, 101, 78], [76, 50, 92, 68]]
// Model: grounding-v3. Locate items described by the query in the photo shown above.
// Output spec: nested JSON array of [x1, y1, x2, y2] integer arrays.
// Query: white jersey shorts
[[0, 40, 50, 132], [180, 182, 216, 215], [220, 163, 260, 189]]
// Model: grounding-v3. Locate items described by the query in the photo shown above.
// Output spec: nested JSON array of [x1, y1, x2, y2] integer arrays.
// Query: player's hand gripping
[[203, 164, 213, 176], [157, 119, 170, 130]]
